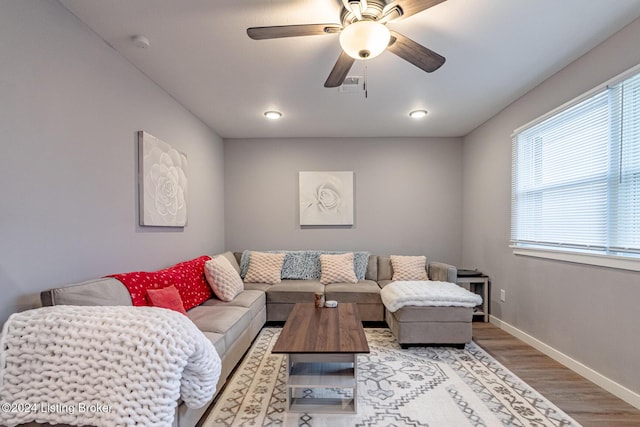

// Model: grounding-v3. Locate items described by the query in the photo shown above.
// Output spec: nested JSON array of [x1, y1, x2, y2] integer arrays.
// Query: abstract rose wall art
[[139, 131, 188, 227], [299, 171, 354, 226]]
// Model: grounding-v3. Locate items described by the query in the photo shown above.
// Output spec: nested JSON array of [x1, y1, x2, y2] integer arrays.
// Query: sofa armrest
[[428, 262, 457, 283]]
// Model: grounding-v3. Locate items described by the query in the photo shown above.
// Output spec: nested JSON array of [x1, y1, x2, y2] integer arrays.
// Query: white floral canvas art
[[139, 131, 188, 227], [299, 171, 353, 226]]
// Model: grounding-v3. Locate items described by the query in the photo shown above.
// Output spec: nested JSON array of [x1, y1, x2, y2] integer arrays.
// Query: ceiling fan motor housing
[[340, 0, 385, 25]]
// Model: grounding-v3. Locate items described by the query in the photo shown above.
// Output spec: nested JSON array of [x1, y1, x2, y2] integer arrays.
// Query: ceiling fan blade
[[383, 0, 447, 21], [387, 31, 445, 73], [324, 51, 356, 88], [247, 24, 342, 40]]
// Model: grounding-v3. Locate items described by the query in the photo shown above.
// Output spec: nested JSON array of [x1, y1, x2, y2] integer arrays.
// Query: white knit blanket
[[381, 280, 483, 312], [0, 305, 221, 427]]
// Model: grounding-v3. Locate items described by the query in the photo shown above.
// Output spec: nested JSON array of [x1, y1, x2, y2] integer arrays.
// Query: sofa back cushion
[[365, 255, 378, 281], [41, 277, 133, 307], [217, 251, 241, 274], [377, 256, 394, 281]]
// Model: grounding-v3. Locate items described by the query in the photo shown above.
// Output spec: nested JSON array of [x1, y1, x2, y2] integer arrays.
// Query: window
[[511, 67, 640, 269]]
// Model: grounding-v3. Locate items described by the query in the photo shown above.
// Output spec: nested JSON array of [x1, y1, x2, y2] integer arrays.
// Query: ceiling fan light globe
[[339, 20, 390, 60]]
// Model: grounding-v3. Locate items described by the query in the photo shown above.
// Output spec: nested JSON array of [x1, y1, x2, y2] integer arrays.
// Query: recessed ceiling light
[[132, 35, 150, 49], [264, 110, 282, 120], [409, 110, 428, 119]]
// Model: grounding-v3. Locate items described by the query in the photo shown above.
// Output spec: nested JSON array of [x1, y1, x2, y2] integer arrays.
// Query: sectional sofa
[[34, 250, 464, 427]]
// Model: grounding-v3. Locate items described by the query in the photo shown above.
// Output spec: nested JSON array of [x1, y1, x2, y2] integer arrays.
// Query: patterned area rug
[[203, 328, 581, 427]]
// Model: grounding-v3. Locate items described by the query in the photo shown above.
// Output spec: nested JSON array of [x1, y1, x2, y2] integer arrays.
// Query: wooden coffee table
[[272, 302, 369, 413]]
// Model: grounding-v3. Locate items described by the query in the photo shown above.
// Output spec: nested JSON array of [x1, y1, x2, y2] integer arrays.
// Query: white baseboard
[[489, 315, 640, 410]]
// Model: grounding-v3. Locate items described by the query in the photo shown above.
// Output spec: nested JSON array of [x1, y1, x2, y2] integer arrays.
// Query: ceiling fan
[[247, 0, 447, 88]]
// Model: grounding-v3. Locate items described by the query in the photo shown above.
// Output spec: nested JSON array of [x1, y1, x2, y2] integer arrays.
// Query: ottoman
[[380, 280, 480, 348], [385, 305, 473, 348]]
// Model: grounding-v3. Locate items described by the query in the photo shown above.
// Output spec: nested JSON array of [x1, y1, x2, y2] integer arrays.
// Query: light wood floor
[[472, 322, 640, 426]]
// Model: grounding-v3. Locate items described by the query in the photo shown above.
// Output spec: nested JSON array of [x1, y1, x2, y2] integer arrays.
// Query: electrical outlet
[[500, 289, 506, 302]]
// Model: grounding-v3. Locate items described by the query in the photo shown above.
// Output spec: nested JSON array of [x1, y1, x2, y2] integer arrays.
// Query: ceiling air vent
[[340, 76, 365, 93]]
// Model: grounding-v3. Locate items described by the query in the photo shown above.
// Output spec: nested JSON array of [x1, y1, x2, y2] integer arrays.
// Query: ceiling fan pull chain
[[364, 63, 368, 99]]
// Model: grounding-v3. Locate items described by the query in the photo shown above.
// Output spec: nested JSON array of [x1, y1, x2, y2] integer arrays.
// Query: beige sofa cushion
[[265, 280, 325, 303], [201, 290, 265, 319], [201, 331, 226, 357], [243, 282, 271, 292], [187, 306, 251, 351], [324, 280, 382, 304]]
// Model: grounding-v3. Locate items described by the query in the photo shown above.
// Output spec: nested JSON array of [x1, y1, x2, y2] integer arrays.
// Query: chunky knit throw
[[0, 305, 221, 427], [381, 280, 483, 312]]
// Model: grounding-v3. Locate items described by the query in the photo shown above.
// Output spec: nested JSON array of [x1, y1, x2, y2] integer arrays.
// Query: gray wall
[[462, 18, 640, 394], [224, 137, 463, 264], [0, 1, 225, 326]]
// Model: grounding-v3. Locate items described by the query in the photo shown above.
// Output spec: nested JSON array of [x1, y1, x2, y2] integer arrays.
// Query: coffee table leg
[[285, 354, 292, 411], [353, 354, 357, 413]]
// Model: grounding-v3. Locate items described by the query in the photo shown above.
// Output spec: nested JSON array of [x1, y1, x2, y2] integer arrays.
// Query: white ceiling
[[59, 0, 640, 139]]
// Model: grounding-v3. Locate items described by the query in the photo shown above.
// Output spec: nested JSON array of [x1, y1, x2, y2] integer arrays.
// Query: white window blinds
[[511, 69, 640, 257], [610, 72, 640, 253]]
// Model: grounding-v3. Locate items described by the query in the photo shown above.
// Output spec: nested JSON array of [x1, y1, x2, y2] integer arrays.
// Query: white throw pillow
[[391, 255, 428, 281], [244, 252, 286, 284], [320, 252, 358, 285], [204, 256, 244, 302]]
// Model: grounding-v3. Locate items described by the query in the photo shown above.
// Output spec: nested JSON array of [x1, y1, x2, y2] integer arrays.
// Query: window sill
[[510, 246, 640, 272]]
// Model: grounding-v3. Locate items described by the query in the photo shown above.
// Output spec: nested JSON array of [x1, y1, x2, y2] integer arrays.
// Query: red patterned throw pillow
[[111, 255, 212, 310], [146, 285, 187, 315]]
